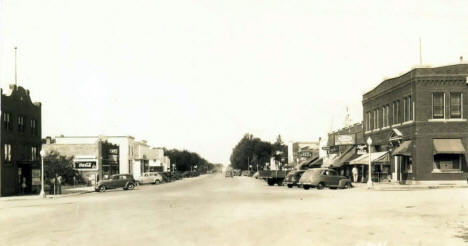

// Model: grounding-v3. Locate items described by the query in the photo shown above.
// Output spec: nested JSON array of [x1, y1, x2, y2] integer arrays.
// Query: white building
[[132, 140, 150, 178]]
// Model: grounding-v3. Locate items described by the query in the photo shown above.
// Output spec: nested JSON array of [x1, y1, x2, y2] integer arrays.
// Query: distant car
[[298, 168, 352, 190], [225, 171, 234, 178], [241, 170, 250, 176], [95, 174, 136, 192], [136, 172, 163, 185], [253, 171, 259, 179], [283, 170, 306, 188]]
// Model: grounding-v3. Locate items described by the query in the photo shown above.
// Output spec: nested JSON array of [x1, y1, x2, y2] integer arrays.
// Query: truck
[[258, 170, 291, 186]]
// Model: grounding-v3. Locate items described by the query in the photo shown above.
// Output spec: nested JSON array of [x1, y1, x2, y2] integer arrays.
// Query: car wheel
[[99, 186, 106, 192], [126, 183, 135, 190], [344, 182, 352, 189], [154, 180, 160, 185], [287, 184, 293, 188], [303, 185, 310, 190], [267, 180, 275, 186], [317, 182, 325, 190]]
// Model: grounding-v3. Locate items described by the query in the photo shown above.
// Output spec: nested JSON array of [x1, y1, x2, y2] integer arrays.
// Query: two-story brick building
[[363, 64, 468, 184], [0, 85, 42, 196]]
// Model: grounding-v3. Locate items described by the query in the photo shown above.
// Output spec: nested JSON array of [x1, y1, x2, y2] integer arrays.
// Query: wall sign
[[335, 134, 356, 145], [357, 144, 368, 155], [74, 161, 97, 169]]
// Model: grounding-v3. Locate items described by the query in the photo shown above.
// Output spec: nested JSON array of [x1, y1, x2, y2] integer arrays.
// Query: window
[[4, 144, 12, 162], [386, 105, 390, 126], [3, 112, 11, 130], [433, 154, 461, 171], [433, 93, 444, 119], [31, 147, 37, 161], [403, 97, 407, 122], [18, 116, 25, 132], [30, 119, 37, 135], [382, 107, 386, 127], [450, 92, 462, 118], [396, 100, 400, 123], [408, 96, 413, 121]]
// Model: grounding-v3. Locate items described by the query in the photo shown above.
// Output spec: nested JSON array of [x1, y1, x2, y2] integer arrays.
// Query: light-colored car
[[136, 172, 164, 185], [298, 168, 352, 190]]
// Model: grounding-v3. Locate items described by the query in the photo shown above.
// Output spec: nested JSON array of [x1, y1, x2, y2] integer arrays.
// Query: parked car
[[298, 168, 352, 190], [136, 172, 163, 185], [95, 174, 136, 192], [225, 170, 234, 178], [283, 170, 306, 188]]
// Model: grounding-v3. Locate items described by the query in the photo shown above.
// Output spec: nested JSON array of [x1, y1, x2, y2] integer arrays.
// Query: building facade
[[363, 64, 468, 184], [148, 147, 170, 172], [0, 85, 42, 196], [287, 141, 320, 168], [43, 137, 119, 182], [132, 140, 150, 178]]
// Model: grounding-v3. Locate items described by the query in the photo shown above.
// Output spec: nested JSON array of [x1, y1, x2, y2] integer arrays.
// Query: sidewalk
[[352, 181, 468, 191], [0, 185, 95, 201]]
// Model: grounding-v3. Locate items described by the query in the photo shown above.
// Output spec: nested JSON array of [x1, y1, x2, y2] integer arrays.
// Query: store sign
[[74, 161, 97, 169], [357, 144, 368, 155], [335, 134, 356, 145], [328, 146, 339, 154]]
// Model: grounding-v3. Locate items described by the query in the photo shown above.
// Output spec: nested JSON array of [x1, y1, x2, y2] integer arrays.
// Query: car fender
[[338, 179, 351, 188]]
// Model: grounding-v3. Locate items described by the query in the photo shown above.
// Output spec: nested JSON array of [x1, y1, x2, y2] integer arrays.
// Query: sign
[[109, 148, 119, 154], [74, 161, 97, 169], [335, 134, 356, 145], [328, 146, 339, 154], [357, 144, 368, 155]]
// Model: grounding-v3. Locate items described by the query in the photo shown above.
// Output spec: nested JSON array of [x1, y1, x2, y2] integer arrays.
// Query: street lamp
[[39, 149, 46, 198], [366, 137, 373, 189]]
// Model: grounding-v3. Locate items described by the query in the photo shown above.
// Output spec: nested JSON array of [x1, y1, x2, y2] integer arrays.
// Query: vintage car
[[95, 174, 136, 192], [283, 170, 306, 188], [298, 168, 352, 190], [136, 172, 164, 185]]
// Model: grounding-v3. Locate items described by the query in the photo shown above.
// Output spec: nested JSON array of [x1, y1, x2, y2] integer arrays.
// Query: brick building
[[322, 123, 364, 179], [363, 64, 468, 184], [0, 85, 42, 196]]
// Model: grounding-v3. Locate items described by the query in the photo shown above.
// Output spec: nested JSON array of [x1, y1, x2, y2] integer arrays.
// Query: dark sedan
[[283, 170, 306, 188]]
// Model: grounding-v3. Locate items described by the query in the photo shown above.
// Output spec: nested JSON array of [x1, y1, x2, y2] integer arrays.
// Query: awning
[[349, 152, 389, 165], [322, 154, 339, 168], [433, 139, 466, 154], [297, 156, 319, 170], [309, 157, 323, 166], [322, 146, 357, 168], [392, 141, 413, 156]]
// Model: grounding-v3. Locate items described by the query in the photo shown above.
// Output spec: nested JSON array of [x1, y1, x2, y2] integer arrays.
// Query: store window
[[450, 92, 462, 118], [432, 93, 444, 119], [433, 154, 461, 171]]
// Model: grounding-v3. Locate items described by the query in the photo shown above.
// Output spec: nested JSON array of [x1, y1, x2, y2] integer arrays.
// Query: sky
[[0, 0, 467, 164]]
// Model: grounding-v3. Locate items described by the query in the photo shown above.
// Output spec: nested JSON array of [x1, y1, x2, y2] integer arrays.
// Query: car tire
[[303, 185, 310, 190], [344, 182, 352, 189], [126, 183, 135, 190], [267, 180, 275, 186], [287, 184, 293, 188], [317, 182, 325, 190], [99, 186, 106, 192], [154, 180, 160, 185]]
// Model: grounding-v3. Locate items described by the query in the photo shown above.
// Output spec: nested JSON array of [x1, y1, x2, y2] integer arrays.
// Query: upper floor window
[[408, 96, 413, 121], [4, 144, 12, 162], [450, 92, 462, 118], [30, 119, 37, 136], [385, 105, 390, 127], [396, 100, 400, 123], [433, 93, 444, 119], [382, 106, 387, 127], [18, 116, 25, 133], [3, 112, 11, 131], [366, 111, 371, 131], [31, 147, 38, 161]]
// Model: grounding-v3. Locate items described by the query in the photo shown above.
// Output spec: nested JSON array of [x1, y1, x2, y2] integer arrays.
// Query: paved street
[[1, 174, 468, 246]]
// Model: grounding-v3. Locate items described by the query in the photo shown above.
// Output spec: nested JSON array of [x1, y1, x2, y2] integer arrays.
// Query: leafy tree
[[164, 148, 213, 173], [230, 133, 285, 171], [44, 150, 81, 185]]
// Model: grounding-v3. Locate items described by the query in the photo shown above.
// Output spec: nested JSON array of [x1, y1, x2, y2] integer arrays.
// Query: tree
[[164, 148, 213, 173], [230, 133, 276, 171], [44, 150, 81, 185]]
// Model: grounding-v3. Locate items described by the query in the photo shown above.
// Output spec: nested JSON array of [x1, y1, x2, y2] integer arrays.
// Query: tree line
[[229, 134, 288, 171], [163, 148, 214, 172]]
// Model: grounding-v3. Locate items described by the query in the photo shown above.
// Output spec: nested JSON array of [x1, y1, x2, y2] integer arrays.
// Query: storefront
[[349, 151, 391, 182]]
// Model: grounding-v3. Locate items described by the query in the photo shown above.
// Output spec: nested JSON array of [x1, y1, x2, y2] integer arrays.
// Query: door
[[326, 170, 340, 186]]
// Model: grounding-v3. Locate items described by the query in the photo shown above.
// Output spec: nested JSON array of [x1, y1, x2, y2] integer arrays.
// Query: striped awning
[[349, 151, 389, 165]]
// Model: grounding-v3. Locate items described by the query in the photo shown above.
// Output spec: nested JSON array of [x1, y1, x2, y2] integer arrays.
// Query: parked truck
[[258, 170, 291, 186]]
